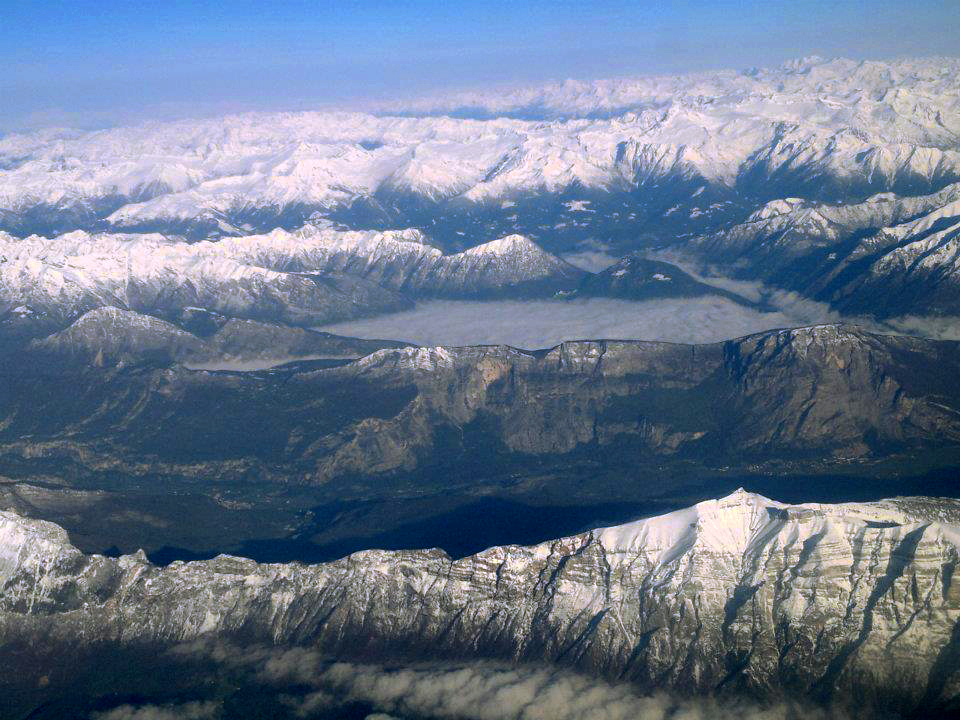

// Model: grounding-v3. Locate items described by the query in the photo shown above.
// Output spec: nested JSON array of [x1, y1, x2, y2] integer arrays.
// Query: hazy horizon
[[3, 0, 959, 132]]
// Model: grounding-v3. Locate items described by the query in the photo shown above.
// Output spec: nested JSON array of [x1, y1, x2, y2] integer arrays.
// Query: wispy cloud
[[143, 641, 847, 720], [885, 315, 960, 341], [92, 701, 218, 720], [560, 249, 621, 273]]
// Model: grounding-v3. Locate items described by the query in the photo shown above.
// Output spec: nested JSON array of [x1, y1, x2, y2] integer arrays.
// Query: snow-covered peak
[[0, 509, 80, 589], [773, 323, 857, 343], [594, 486, 957, 567], [732, 324, 878, 362], [355, 345, 454, 373], [462, 234, 545, 257], [4, 487, 960, 711], [748, 197, 809, 221]]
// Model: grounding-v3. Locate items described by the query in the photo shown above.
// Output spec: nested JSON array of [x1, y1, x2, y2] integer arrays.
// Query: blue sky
[[2, 0, 958, 130]]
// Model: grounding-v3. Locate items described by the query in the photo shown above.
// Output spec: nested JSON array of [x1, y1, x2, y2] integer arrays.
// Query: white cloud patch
[[315, 662, 809, 720], [560, 250, 621, 272], [182, 354, 353, 372], [560, 238, 620, 272], [885, 315, 960, 341]]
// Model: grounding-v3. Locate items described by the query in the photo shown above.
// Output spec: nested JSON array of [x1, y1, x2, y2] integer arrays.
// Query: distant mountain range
[[3, 57, 958, 244], [2, 56, 960, 321]]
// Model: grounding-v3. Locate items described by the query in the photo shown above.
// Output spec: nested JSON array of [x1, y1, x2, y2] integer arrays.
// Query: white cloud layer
[[886, 315, 960, 341], [647, 251, 960, 342], [313, 661, 837, 720]]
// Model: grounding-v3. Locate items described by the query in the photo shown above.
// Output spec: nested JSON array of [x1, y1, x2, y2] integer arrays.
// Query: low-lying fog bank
[[317, 296, 838, 348]]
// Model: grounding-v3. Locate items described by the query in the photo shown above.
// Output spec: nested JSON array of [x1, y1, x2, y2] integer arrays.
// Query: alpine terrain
[[3, 50, 960, 720]]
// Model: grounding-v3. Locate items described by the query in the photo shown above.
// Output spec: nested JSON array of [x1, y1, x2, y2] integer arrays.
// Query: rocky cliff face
[[2, 324, 959, 486], [4, 490, 960, 716]]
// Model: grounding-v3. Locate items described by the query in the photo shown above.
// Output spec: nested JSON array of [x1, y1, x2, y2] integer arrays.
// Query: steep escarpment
[[720, 325, 960, 455], [3, 490, 960, 716], [1, 325, 958, 487]]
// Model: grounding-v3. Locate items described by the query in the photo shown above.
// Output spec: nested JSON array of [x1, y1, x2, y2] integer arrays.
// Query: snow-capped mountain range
[[4, 489, 960, 715], [683, 181, 960, 315], [0, 225, 583, 335], [385, 55, 960, 125], [2, 56, 960, 319], [5, 54, 960, 720], [1, 56, 958, 242]]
